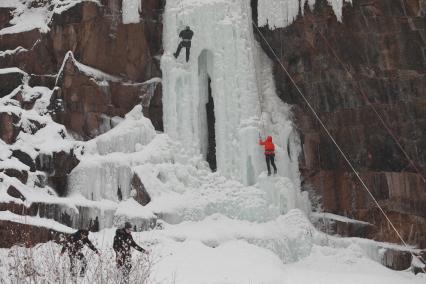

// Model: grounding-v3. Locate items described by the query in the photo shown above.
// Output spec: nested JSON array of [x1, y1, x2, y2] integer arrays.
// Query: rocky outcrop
[[0, 111, 20, 144], [6, 186, 26, 201], [50, 1, 161, 82], [0, 220, 63, 248], [382, 249, 412, 271], [0, 39, 57, 76], [12, 150, 36, 172], [131, 173, 151, 206], [38, 0, 165, 139], [255, 0, 426, 247], [52, 52, 162, 139], [0, 29, 42, 51], [0, 8, 13, 30], [0, 0, 164, 248], [0, 69, 26, 97], [35, 149, 80, 196], [3, 169, 28, 184]]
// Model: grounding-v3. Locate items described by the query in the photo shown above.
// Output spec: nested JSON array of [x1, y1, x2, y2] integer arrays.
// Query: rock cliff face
[[1, 0, 425, 255], [254, 0, 426, 247], [0, 0, 164, 244], [1, 0, 164, 137]]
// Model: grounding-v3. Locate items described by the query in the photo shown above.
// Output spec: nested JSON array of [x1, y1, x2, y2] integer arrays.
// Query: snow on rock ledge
[[258, 0, 352, 29]]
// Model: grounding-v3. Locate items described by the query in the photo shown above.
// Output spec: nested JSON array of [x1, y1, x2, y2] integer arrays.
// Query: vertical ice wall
[[161, 0, 300, 187], [122, 0, 141, 24]]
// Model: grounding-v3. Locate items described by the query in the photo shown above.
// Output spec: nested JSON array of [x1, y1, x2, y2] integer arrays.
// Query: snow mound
[[85, 105, 156, 155]]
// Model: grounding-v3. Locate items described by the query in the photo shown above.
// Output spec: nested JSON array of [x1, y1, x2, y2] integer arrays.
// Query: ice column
[[162, 0, 300, 187]]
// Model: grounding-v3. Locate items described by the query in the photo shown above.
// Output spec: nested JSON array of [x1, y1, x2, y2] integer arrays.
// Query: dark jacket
[[113, 229, 145, 256], [179, 29, 194, 41], [60, 230, 98, 255]]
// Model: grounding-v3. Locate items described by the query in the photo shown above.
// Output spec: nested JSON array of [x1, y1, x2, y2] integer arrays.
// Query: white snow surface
[[0, 67, 27, 75], [0, 0, 99, 35], [258, 0, 352, 29], [122, 0, 141, 24], [0, 211, 424, 283]]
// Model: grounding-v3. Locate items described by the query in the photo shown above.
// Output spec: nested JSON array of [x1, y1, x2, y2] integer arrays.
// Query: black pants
[[174, 41, 191, 62], [69, 253, 87, 277], [116, 253, 132, 284], [265, 154, 277, 175]]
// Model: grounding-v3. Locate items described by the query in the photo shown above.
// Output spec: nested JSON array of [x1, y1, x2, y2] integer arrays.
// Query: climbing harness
[[252, 21, 426, 274]]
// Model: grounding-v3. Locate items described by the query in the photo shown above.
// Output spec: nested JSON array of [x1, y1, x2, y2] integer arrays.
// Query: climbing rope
[[314, 28, 426, 186], [242, 0, 266, 138], [252, 21, 426, 273], [179, 0, 188, 27], [252, 44, 267, 139]]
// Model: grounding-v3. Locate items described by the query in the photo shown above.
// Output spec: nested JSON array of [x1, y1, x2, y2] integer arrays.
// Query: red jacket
[[259, 136, 275, 155]]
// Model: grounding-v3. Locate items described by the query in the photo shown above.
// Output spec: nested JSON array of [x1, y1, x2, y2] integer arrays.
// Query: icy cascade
[[68, 104, 309, 228], [69, 106, 157, 202], [122, 0, 141, 24], [258, 0, 352, 29], [162, 0, 300, 186]]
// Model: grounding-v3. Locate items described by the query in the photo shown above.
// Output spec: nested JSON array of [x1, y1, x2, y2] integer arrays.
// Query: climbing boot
[[267, 172, 271, 176], [274, 169, 277, 175]]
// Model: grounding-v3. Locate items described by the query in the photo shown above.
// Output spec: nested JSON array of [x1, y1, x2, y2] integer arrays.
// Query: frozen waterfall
[[161, 0, 300, 187], [66, 0, 310, 231]]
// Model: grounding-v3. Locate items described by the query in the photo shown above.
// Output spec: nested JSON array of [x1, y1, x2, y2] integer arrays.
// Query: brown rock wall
[[49, 0, 162, 81], [0, 70, 25, 98], [0, 111, 20, 144], [0, 29, 42, 51], [255, 0, 426, 247], [131, 173, 151, 206], [0, 7, 13, 30], [0, 220, 63, 248], [52, 53, 162, 139]]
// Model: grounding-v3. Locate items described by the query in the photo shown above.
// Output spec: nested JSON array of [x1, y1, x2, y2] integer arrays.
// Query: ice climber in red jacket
[[259, 136, 278, 176]]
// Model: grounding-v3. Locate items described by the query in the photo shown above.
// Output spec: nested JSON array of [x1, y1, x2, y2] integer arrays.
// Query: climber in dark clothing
[[259, 135, 278, 176], [60, 229, 100, 278], [173, 26, 194, 62], [113, 222, 148, 283]]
